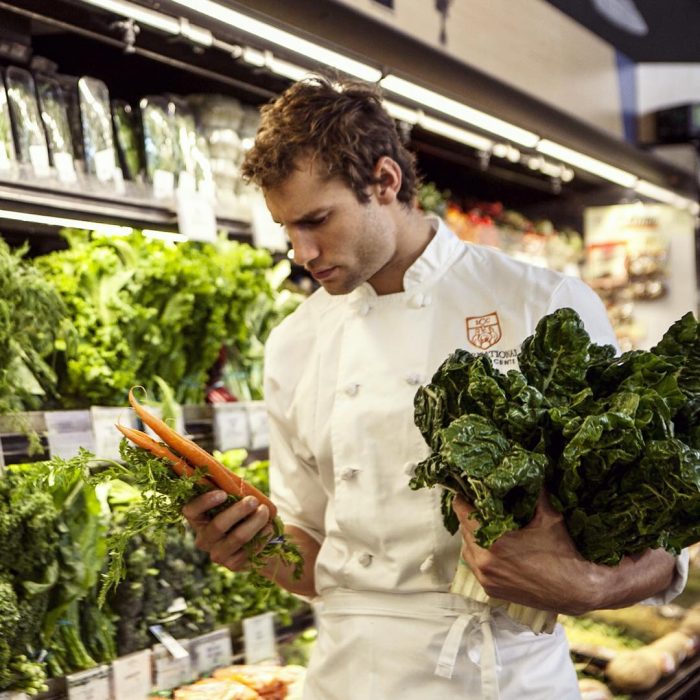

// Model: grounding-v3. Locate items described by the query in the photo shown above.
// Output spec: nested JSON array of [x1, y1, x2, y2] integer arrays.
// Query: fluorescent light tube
[[0, 209, 134, 236], [536, 139, 638, 188], [268, 57, 310, 82], [169, 0, 382, 82], [418, 113, 493, 152], [380, 75, 539, 148], [383, 100, 419, 125], [635, 180, 690, 208]]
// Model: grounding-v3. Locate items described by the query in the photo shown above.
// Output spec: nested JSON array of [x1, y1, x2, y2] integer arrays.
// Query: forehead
[[265, 157, 353, 216]]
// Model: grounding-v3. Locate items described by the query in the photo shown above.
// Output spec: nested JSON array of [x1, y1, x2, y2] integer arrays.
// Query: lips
[[310, 266, 337, 281]]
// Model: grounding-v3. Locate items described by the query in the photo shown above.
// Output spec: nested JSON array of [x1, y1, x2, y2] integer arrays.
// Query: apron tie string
[[435, 606, 500, 700]]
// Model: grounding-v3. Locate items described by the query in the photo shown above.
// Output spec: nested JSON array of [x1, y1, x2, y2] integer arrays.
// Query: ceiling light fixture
[[635, 180, 699, 214], [417, 113, 494, 152], [0, 209, 135, 235], [380, 74, 540, 148], [143, 229, 189, 242], [169, 0, 382, 82], [536, 139, 638, 188]]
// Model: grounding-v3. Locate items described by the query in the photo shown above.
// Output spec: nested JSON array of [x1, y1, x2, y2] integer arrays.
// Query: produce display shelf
[[0, 176, 252, 237]]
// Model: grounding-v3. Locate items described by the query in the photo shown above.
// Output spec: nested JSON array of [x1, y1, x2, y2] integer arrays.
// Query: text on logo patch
[[466, 312, 502, 350]]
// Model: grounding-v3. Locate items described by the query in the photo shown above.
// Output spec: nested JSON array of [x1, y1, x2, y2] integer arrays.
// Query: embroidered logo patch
[[466, 312, 502, 350]]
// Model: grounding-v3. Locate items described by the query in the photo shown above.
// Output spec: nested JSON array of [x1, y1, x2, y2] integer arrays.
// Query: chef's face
[[264, 157, 400, 295]]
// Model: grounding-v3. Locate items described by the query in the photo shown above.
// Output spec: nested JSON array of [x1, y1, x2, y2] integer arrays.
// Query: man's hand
[[454, 492, 676, 616], [182, 490, 272, 571]]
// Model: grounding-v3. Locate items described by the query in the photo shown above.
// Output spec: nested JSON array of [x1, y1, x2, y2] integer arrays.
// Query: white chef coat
[[264, 217, 688, 700]]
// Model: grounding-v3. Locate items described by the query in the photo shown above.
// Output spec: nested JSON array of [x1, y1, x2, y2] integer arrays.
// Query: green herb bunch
[[411, 307, 700, 565]]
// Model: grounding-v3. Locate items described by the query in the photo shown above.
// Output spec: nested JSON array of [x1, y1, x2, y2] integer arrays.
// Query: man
[[184, 77, 687, 700]]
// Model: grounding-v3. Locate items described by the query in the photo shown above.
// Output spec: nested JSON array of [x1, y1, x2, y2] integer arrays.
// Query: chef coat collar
[[349, 216, 462, 302]]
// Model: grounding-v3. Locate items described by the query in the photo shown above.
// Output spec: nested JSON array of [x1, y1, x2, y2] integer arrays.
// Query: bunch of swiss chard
[[410, 307, 700, 565]]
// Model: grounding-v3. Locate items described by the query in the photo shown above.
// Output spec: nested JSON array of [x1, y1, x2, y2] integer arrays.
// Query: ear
[[372, 156, 402, 204]]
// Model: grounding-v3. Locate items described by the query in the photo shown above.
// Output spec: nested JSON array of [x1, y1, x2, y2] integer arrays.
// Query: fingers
[[182, 489, 228, 526], [208, 503, 269, 564]]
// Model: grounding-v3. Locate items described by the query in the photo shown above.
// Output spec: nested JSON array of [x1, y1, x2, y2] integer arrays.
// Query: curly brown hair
[[241, 76, 418, 206]]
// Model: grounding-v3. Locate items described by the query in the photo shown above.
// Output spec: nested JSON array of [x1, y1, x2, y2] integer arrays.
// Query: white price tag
[[0, 142, 11, 172], [53, 151, 77, 183], [90, 406, 136, 460], [243, 612, 277, 664], [67, 665, 110, 700], [45, 409, 95, 459], [177, 189, 217, 243], [153, 169, 175, 200], [141, 404, 185, 439], [113, 166, 126, 194], [94, 148, 115, 182], [247, 402, 269, 450], [0, 691, 28, 700], [152, 641, 192, 691], [177, 171, 196, 194], [251, 191, 288, 252], [112, 649, 152, 700], [29, 144, 50, 178], [191, 628, 232, 674], [212, 402, 250, 451]]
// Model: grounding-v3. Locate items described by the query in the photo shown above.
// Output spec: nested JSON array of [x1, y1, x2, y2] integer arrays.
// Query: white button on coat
[[344, 383, 360, 396], [403, 461, 418, 477], [419, 554, 435, 573], [358, 552, 373, 567], [405, 373, 425, 386], [340, 467, 359, 481]]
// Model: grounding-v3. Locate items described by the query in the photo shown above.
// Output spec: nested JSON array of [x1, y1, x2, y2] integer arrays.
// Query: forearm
[[261, 524, 320, 597], [594, 548, 677, 610]]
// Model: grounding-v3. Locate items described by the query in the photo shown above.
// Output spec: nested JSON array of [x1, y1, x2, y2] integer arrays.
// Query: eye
[[306, 215, 328, 227]]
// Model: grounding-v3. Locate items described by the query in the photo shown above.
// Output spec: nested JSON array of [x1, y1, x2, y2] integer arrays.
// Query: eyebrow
[[273, 208, 329, 226]]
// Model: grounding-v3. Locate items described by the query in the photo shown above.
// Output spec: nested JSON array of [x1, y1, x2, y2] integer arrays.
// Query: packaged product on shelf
[[56, 74, 85, 164], [78, 76, 118, 183], [5, 66, 51, 177], [190, 94, 244, 201], [35, 73, 77, 183], [0, 71, 17, 174], [140, 94, 178, 198], [111, 99, 144, 181]]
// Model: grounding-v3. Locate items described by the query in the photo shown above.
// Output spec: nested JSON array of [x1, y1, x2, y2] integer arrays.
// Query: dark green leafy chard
[[411, 307, 700, 565]]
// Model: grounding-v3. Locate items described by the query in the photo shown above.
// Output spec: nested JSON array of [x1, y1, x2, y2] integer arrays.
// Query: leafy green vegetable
[[36, 229, 283, 406], [411, 307, 700, 565]]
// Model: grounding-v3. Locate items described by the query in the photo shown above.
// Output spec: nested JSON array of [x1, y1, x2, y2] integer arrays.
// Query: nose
[[289, 229, 320, 267]]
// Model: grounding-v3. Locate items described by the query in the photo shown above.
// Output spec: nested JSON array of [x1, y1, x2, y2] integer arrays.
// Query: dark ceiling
[[544, 0, 700, 62]]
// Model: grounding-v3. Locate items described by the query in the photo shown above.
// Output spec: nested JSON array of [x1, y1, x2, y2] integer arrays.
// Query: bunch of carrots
[[119, 388, 277, 519], [110, 388, 302, 588]]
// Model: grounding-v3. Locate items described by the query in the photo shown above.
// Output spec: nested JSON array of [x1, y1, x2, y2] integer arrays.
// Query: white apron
[[303, 589, 580, 700]]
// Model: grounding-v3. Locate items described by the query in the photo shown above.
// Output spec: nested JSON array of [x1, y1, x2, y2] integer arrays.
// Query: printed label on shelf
[[0, 142, 11, 171], [90, 406, 135, 460], [177, 171, 196, 194], [113, 166, 126, 195], [177, 189, 217, 242], [152, 640, 192, 691], [212, 402, 250, 451], [66, 665, 110, 700], [0, 691, 28, 700], [191, 628, 233, 675], [29, 144, 50, 178], [243, 612, 277, 664], [53, 151, 77, 183], [150, 624, 189, 659], [246, 402, 269, 450], [153, 169, 175, 200], [141, 404, 185, 440], [251, 192, 288, 252], [94, 148, 115, 182], [45, 409, 95, 459], [111, 649, 152, 700]]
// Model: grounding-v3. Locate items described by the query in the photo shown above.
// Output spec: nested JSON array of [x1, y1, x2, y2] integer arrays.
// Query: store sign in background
[[583, 203, 697, 350]]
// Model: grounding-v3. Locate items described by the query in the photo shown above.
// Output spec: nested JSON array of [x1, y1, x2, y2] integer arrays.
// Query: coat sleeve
[[264, 325, 327, 546], [547, 275, 690, 604]]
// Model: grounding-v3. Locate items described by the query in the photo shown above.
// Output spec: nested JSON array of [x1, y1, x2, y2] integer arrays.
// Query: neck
[[369, 209, 436, 295]]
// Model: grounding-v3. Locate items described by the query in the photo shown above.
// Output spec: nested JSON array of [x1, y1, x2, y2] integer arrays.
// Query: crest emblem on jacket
[[466, 312, 502, 350]]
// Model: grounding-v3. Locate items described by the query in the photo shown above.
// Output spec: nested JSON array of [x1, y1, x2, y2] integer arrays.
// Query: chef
[[184, 76, 688, 700]]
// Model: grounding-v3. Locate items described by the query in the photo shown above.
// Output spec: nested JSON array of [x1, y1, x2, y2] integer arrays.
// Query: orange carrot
[[116, 423, 215, 489], [127, 388, 278, 520]]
